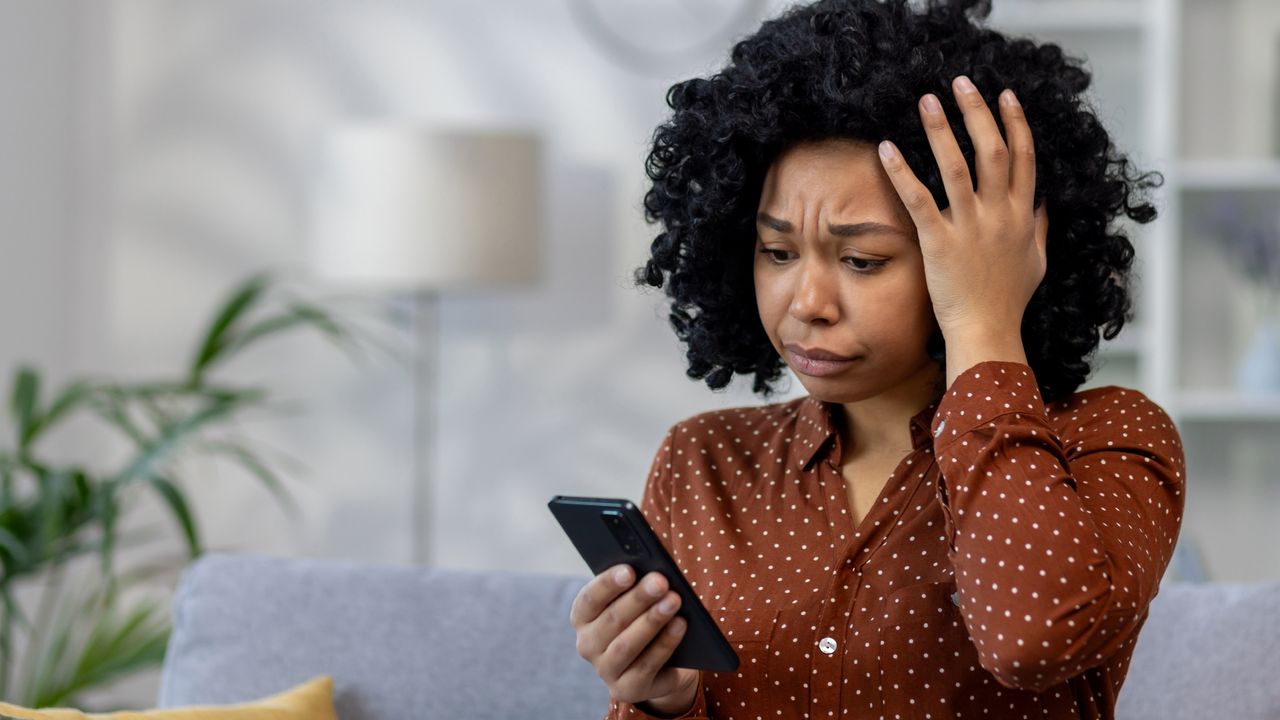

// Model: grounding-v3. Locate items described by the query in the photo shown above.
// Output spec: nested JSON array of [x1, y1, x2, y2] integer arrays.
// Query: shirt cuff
[[931, 360, 1046, 455], [622, 685, 709, 719]]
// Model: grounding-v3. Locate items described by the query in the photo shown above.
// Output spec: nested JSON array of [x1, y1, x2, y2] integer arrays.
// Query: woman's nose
[[788, 259, 840, 325]]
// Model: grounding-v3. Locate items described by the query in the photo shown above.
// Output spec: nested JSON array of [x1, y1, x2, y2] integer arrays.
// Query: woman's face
[[753, 138, 942, 404]]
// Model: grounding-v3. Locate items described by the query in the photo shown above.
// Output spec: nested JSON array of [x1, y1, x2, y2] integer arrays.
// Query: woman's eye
[[845, 257, 887, 272], [760, 248, 793, 263]]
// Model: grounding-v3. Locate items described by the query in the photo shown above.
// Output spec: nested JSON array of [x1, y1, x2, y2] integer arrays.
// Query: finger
[[916, 90, 977, 222], [952, 74, 1011, 205], [617, 617, 691, 701], [998, 88, 1037, 212], [877, 140, 946, 243], [570, 564, 634, 628], [580, 572, 671, 662], [596, 589, 682, 684]]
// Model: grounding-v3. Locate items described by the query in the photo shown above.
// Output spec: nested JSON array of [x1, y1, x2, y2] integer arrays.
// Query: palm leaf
[[0, 524, 30, 572], [0, 464, 98, 585], [21, 380, 92, 452], [111, 382, 261, 404], [220, 302, 355, 358], [94, 481, 118, 581], [9, 368, 40, 451], [1, 461, 12, 511], [86, 389, 147, 446], [136, 394, 178, 435], [144, 476, 201, 558], [64, 598, 168, 696], [20, 569, 80, 706], [195, 440, 299, 520], [21, 582, 170, 709], [188, 273, 271, 386], [1, 583, 31, 633], [110, 395, 242, 488], [34, 469, 69, 565]]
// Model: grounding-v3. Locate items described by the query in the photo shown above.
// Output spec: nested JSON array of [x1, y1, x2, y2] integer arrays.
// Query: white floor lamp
[[309, 125, 542, 565]]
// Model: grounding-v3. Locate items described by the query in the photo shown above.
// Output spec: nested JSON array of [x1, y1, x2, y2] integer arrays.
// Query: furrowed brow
[[757, 212, 907, 238]]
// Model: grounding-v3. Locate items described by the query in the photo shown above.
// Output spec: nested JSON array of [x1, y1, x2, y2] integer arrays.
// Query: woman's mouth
[[785, 345, 860, 377]]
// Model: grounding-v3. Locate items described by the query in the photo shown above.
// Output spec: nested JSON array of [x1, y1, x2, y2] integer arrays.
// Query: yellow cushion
[[0, 676, 335, 720]]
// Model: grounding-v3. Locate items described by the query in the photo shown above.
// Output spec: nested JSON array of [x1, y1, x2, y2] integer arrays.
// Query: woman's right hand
[[570, 563, 702, 715]]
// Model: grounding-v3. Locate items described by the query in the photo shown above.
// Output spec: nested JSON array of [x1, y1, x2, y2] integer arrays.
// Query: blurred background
[[1, 0, 1278, 710]]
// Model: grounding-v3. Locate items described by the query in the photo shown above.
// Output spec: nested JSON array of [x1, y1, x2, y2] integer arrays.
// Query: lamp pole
[[309, 125, 541, 568], [411, 289, 438, 565]]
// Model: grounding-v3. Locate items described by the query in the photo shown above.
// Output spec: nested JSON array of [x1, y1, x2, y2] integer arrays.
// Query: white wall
[[103, 0, 800, 581], [0, 0, 83, 382]]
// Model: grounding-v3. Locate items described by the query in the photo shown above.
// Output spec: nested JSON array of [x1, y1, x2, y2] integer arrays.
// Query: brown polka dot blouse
[[607, 361, 1186, 720]]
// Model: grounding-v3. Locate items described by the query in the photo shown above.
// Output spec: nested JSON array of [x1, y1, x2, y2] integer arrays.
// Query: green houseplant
[[0, 272, 369, 708]]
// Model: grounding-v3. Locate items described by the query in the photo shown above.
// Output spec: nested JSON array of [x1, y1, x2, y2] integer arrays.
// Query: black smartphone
[[548, 495, 739, 673]]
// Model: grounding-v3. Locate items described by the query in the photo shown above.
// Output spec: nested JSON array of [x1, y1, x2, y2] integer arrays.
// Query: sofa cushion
[[158, 554, 607, 720], [0, 675, 334, 719]]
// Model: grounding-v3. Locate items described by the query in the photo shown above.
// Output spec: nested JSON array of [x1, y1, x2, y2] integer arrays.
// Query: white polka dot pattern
[[605, 360, 1186, 720]]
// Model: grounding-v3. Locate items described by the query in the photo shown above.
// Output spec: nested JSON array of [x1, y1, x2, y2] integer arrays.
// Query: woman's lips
[[785, 348, 859, 377]]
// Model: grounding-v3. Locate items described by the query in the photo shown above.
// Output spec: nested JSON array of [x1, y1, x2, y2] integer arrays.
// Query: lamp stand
[[410, 289, 438, 565]]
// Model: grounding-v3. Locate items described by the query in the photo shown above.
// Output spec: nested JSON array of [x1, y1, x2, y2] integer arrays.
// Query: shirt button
[[819, 637, 838, 655], [934, 419, 947, 437]]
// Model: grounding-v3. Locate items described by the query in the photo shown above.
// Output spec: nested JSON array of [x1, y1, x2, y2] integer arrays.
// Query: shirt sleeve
[[604, 425, 712, 720], [929, 360, 1186, 692]]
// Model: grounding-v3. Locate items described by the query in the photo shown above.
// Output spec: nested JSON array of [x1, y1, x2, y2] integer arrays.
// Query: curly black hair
[[633, 0, 1163, 404]]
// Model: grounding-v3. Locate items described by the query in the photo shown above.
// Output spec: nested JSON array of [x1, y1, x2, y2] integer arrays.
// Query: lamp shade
[[309, 125, 542, 291]]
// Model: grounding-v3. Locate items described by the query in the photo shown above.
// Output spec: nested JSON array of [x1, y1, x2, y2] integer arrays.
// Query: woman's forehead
[[757, 143, 913, 237]]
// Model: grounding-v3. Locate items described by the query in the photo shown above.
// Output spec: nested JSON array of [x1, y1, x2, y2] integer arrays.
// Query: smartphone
[[548, 495, 739, 673]]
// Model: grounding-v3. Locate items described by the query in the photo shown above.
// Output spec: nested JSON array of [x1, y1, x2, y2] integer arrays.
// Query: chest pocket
[[706, 608, 782, 709], [877, 580, 981, 720]]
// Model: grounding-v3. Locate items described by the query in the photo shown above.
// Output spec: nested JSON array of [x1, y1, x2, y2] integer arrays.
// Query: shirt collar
[[793, 394, 942, 472]]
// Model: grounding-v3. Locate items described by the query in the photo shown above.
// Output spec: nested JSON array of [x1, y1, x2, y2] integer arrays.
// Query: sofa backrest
[[159, 554, 609, 718], [160, 554, 1280, 719], [1114, 581, 1280, 719]]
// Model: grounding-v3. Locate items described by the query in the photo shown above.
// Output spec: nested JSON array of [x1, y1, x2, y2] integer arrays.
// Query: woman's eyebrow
[[756, 212, 907, 238]]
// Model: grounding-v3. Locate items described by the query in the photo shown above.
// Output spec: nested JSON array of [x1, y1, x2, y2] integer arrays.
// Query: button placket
[[810, 576, 852, 718]]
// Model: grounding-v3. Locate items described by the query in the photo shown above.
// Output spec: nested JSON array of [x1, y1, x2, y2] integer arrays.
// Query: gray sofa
[[157, 554, 1280, 719]]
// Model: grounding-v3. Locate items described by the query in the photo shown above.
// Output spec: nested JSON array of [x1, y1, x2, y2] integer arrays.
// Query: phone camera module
[[601, 511, 647, 558]]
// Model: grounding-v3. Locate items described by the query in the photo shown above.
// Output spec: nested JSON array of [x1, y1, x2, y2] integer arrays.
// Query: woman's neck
[[835, 364, 942, 458]]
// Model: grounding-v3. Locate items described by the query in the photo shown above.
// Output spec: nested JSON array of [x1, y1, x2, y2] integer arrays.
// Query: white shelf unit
[[1177, 391, 1280, 421], [988, 1, 1147, 32], [990, 0, 1280, 580], [1180, 159, 1280, 190]]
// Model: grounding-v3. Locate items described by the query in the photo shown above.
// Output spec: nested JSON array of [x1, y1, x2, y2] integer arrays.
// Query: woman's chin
[[790, 369, 877, 404], [788, 355, 943, 404]]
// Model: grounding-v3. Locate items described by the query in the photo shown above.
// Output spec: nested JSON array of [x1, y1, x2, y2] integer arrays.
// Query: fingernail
[[1001, 89, 1019, 108], [658, 596, 678, 613], [955, 75, 976, 94], [645, 575, 664, 597], [668, 618, 686, 636], [878, 141, 896, 160], [921, 94, 942, 114], [614, 566, 631, 586]]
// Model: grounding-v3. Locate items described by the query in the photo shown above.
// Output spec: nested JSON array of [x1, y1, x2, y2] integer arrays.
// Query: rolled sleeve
[[928, 361, 1186, 691]]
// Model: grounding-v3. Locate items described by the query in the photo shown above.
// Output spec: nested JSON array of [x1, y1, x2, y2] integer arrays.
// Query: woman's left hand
[[876, 75, 1049, 343]]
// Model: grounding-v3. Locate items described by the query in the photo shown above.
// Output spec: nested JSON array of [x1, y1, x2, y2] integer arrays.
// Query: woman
[[570, 0, 1185, 717]]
